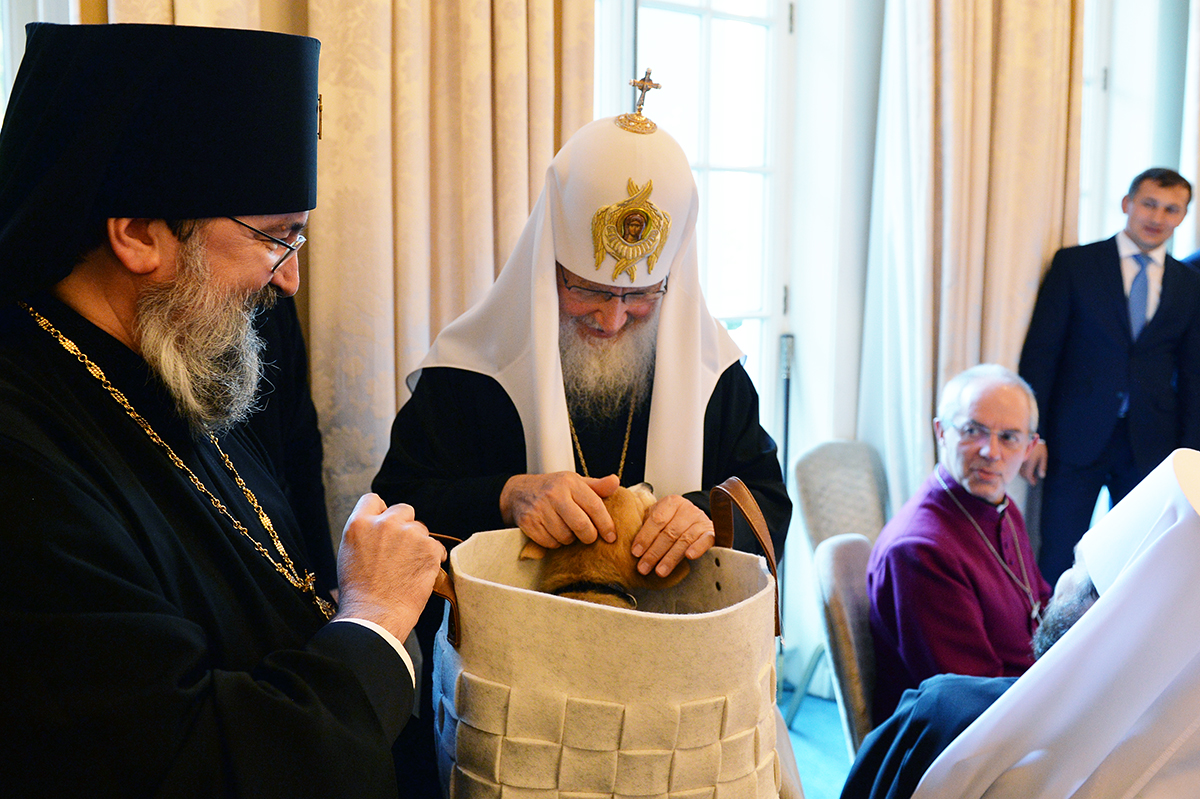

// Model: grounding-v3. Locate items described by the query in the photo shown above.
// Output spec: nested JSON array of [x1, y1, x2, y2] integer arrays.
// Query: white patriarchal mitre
[[915, 448, 1200, 799], [409, 114, 742, 497]]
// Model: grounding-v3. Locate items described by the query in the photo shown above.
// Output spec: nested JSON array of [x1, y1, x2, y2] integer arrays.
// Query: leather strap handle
[[710, 477, 783, 639], [430, 534, 462, 648]]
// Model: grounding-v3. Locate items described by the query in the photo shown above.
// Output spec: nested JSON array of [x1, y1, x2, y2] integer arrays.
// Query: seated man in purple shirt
[[868, 364, 1053, 723]]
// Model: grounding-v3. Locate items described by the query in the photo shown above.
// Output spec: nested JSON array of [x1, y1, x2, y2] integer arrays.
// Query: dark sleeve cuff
[[308, 620, 415, 740]]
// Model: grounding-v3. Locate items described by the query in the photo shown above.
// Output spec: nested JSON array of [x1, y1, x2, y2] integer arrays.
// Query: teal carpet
[[780, 689, 852, 799]]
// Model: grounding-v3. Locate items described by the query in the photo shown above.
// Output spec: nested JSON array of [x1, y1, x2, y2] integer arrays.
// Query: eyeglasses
[[942, 419, 1035, 452], [227, 217, 307, 273], [558, 266, 668, 308]]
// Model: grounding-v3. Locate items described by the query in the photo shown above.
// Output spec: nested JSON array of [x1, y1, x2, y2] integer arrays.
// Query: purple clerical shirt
[[867, 465, 1052, 724]]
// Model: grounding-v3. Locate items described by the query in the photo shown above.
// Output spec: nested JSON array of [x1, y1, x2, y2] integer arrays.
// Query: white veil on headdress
[[913, 448, 1200, 798], [407, 117, 742, 497]]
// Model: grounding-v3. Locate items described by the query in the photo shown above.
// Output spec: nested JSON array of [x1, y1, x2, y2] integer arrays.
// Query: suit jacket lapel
[[1143, 257, 1187, 342], [1096, 237, 1134, 343]]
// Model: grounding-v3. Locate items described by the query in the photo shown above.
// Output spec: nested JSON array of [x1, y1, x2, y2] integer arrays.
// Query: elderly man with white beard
[[0, 23, 445, 799], [372, 101, 790, 796]]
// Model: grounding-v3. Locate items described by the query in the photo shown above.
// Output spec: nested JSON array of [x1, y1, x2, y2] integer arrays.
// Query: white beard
[[558, 306, 659, 422], [135, 230, 275, 436]]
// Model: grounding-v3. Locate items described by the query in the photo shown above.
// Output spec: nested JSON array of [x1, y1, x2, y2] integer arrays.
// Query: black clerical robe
[[250, 296, 336, 593], [840, 674, 1015, 799], [0, 296, 410, 798], [372, 363, 790, 555]]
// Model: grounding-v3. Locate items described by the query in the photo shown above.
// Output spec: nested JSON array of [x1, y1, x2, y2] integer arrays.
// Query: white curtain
[[105, 0, 594, 539], [858, 0, 1083, 510]]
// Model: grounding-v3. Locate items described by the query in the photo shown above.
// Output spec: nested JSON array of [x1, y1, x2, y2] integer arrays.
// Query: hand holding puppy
[[500, 472, 620, 547], [631, 494, 716, 577], [522, 483, 692, 607]]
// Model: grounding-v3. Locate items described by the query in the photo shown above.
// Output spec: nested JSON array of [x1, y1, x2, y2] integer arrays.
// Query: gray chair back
[[795, 440, 888, 550], [814, 532, 876, 758]]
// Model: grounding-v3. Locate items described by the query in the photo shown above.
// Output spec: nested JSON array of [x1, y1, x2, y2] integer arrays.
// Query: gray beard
[[1031, 577, 1098, 660], [136, 232, 275, 436], [558, 307, 659, 422]]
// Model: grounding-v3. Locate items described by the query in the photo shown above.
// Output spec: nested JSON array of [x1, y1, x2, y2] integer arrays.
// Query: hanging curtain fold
[[107, 0, 593, 537], [858, 0, 1083, 509]]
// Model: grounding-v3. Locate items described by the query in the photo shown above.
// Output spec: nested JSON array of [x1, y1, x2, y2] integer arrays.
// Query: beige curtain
[[858, 0, 1083, 509], [108, 0, 259, 25], [106, 0, 594, 538]]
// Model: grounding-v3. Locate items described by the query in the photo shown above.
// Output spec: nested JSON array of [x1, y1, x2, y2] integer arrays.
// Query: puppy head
[[604, 482, 656, 544], [523, 482, 691, 607], [519, 482, 657, 561], [613, 483, 691, 591]]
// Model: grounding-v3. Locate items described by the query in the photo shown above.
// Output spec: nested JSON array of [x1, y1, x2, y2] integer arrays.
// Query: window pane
[[703, 170, 765, 317], [709, 19, 768, 168], [711, 0, 770, 16], [722, 317, 765, 395], [611, 0, 786, 439], [635, 8, 701, 159]]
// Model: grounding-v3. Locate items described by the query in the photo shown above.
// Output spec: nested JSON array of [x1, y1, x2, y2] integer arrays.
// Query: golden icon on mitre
[[592, 68, 672, 282], [592, 178, 671, 282]]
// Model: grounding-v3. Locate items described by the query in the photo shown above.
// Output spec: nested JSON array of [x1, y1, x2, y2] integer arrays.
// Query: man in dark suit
[[1019, 167, 1200, 581]]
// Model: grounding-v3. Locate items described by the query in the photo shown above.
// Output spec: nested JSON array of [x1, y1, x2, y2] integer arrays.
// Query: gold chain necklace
[[568, 400, 635, 482], [23, 303, 335, 620], [936, 470, 1041, 622]]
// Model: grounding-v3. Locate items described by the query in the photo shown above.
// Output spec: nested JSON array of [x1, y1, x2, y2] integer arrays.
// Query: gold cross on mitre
[[616, 68, 660, 134], [631, 68, 660, 114]]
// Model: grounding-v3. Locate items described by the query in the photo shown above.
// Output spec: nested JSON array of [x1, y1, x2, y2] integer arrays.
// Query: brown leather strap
[[430, 534, 462, 647], [710, 477, 782, 639]]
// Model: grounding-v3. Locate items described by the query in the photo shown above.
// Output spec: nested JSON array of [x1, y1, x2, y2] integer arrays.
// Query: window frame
[[1077, 0, 1195, 255], [594, 0, 795, 443]]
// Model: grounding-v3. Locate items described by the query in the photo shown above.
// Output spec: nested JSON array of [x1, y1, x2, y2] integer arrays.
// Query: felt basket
[[430, 478, 792, 799]]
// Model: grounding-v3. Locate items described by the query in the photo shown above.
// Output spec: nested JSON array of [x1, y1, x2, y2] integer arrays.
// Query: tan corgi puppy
[[520, 483, 690, 608]]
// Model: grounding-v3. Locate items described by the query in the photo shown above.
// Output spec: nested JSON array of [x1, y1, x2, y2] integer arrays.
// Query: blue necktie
[[1129, 252, 1151, 340]]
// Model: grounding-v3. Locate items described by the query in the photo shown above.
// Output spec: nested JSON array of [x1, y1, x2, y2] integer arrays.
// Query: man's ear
[[106, 218, 173, 276], [1022, 434, 1038, 459]]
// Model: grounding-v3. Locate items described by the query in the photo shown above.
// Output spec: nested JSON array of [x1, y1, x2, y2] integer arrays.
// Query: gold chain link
[[568, 399, 634, 482], [22, 302, 334, 620]]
